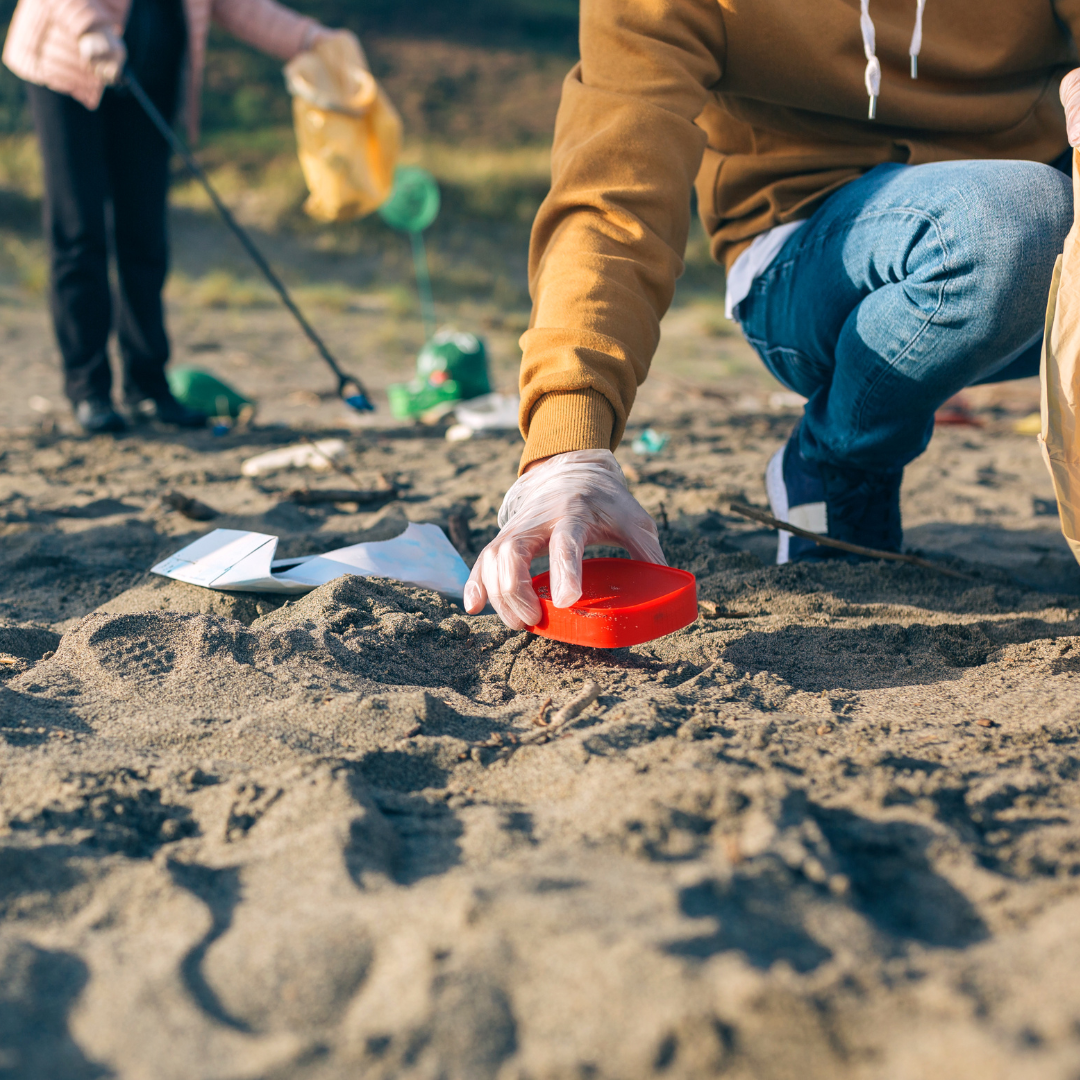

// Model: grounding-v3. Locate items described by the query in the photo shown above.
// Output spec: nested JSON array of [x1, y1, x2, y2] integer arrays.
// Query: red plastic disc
[[528, 558, 698, 649]]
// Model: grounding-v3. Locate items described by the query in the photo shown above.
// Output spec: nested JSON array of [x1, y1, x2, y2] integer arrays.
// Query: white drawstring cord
[[860, 0, 881, 120], [910, 0, 926, 78]]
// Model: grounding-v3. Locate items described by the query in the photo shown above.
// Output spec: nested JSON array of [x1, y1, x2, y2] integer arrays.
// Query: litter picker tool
[[121, 69, 374, 413]]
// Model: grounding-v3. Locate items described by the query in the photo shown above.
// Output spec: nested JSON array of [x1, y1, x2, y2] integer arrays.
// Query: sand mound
[[2, 540, 1080, 1078]]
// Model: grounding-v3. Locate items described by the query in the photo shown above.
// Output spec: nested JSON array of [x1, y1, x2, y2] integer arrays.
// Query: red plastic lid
[[528, 558, 698, 648]]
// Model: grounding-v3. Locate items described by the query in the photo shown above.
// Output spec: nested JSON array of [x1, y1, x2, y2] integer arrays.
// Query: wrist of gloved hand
[[464, 449, 667, 630], [78, 27, 127, 86]]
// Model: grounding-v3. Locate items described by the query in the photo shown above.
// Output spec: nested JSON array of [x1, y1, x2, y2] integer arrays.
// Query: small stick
[[164, 491, 218, 521], [534, 696, 552, 727], [727, 503, 974, 581], [287, 487, 397, 507]]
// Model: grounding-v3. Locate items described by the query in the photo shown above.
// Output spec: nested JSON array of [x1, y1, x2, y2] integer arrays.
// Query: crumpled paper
[[151, 522, 469, 598]]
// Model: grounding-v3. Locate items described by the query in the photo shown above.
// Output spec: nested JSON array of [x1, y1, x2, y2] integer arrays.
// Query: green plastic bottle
[[167, 367, 253, 419], [387, 330, 490, 419]]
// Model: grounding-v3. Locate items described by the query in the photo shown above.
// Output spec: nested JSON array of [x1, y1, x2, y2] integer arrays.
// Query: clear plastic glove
[[78, 27, 127, 86], [464, 449, 667, 630], [1061, 68, 1080, 147]]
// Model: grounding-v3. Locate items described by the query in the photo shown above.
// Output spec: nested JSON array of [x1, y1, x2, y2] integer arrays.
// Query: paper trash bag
[[285, 31, 402, 223], [1040, 149, 1080, 566]]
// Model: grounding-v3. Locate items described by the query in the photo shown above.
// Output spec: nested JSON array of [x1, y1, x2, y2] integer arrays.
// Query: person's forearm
[[210, 0, 318, 60], [519, 0, 726, 471]]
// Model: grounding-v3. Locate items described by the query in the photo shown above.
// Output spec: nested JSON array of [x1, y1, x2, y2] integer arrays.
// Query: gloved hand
[[464, 449, 667, 630], [78, 27, 127, 86], [1061, 68, 1080, 147]]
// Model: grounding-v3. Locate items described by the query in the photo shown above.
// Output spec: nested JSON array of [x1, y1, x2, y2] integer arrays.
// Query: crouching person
[[3, 0, 351, 433], [466, 0, 1080, 628]]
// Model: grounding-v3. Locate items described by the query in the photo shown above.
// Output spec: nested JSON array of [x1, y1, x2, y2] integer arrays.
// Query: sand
[[2, 290, 1080, 1079]]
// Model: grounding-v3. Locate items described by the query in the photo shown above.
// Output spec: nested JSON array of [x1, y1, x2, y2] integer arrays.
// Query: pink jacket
[[2, 0, 317, 139]]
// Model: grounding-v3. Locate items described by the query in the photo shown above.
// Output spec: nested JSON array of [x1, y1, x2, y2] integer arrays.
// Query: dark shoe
[[75, 397, 127, 435], [126, 392, 207, 429], [765, 426, 902, 563]]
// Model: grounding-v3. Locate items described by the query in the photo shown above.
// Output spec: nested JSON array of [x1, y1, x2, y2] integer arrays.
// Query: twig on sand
[[533, 697, 552, 727], [727, 503, 974, 581], [287, 487, 398, 507], [163, 491, 218, 521], [472, 682, 603, 767]]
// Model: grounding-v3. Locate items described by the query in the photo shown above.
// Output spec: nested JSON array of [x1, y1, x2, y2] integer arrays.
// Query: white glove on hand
[[78, 27, 127, 86], [301, 25, 369, 69], [464, 449, 667, 630]]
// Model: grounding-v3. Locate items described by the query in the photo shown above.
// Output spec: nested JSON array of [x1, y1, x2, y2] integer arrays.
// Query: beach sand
[[2, 293, 1080, 1079]]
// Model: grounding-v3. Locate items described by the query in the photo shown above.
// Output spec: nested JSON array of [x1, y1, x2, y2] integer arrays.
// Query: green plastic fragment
[[631, 428, 670, 455], [378, 166, 441, 234], [167, 367, 252, 418], [387, 329, 490, 419]]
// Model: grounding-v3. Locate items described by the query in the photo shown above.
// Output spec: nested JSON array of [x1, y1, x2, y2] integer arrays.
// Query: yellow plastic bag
[[1040, 149, 1080, 565], [284, 31, 402, 223]]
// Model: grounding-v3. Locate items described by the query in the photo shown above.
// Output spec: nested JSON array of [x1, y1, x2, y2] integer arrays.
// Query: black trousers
[[27, 0, 186, 405]]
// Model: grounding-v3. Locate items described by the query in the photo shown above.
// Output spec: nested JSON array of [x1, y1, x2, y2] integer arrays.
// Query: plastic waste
[[464, 449, 667, 630], [1040, 147, 1080, 566], [285, 31, 402, 223], [240, 439, 346, 478], [388, 330, 491, 420], [151, 521, 470, 598], [167, 367, 252, 419], [445, 392, 521, 442], [631, 428, 670, 455]]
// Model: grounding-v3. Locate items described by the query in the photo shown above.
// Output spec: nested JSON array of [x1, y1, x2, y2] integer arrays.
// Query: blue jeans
[[733, 159, 1073, 474]]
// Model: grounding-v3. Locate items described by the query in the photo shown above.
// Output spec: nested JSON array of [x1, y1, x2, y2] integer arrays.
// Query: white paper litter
[[240, 439, 347, 478], [445, 392, 520, 442], [151, 522, 470, 598]]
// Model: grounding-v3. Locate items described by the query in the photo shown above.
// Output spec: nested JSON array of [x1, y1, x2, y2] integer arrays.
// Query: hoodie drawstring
[[860, 0, 927, 120], [910, 0, 926, 79], [859, 0, 880, 120]]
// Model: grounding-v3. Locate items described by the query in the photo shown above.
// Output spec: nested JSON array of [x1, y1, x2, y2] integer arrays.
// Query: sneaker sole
[[765, 446, 790, 565]]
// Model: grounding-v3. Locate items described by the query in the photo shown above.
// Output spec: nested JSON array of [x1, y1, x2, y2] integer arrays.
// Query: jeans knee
[[965, 163, 1071, 278]]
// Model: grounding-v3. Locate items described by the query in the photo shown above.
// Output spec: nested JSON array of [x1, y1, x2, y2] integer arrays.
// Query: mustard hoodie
[[519, 0, 1080, 470]]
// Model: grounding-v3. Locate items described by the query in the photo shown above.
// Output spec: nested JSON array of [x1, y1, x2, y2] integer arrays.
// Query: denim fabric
[[733, 159, 1073, 473]]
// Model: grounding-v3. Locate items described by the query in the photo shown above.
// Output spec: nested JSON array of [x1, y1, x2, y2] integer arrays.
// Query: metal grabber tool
[[121, 69, 375, 412]]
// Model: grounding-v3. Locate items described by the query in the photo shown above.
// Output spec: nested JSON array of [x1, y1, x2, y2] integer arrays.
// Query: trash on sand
[[388, 330, 490, 420], [935, 400, 983, 427], [241, 439, 347, 478], [445, 392, 520, 442], [528, 559, 697, 649], [631, 428, 670, 456], [285, 31, 402, 223], [151, 521, 470, 598], [163, 491, 218, 521], [1014, 412, 1042, 436], [167, 367, 252, 420], [1039, 148, 1080, 568]]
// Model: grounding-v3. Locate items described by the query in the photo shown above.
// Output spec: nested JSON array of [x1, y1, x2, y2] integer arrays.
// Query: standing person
[[3, 0, 351, 433], [464, 0, 1080, 630]]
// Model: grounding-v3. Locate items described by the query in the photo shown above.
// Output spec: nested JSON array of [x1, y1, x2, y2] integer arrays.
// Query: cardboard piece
[[151, 522, 470, 598]]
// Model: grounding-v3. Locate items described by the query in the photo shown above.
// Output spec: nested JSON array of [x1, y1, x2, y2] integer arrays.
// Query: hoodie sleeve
[[518, 0, 726, 471], [210, 0, 317, 60]]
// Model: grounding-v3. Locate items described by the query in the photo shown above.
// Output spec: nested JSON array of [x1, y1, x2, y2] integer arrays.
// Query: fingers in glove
[[547, 522, 586, 609], [463, 564, 487, 616], [493, 540, 541, 629]]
